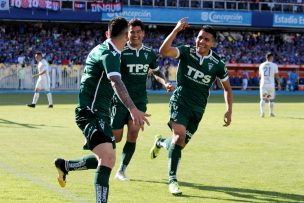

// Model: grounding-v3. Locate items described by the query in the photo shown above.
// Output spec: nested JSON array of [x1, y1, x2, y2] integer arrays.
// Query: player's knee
[[126, 131, 139, 142], [113, 130, 123, 143], [101, 153, 116, 168], [172, 134, 186, 147], [115, 135, 123, 143]]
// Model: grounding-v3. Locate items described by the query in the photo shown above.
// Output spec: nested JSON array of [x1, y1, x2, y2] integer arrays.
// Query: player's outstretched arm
[[151, 70, 174, 92], [159, 17, 189, 58], [221, 79, 233, 127], [110, 75, 150, 130]]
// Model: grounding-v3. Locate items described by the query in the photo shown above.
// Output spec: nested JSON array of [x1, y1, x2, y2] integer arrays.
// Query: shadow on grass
[[0, 118, 63, 129], [131, 179, 304, 203], [279, 116, 304, 120]]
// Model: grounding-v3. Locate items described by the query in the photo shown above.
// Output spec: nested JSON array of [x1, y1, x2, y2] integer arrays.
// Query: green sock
[[95, 166, 111, 203], [168, 144, 182, 183], [67, 154, 98, 171], [157, 137, 172, 150], [118, 142, 136, 172]]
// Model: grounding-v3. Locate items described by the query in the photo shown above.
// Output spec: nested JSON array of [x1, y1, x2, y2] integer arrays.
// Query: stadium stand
[[0, 0, 304, 90]]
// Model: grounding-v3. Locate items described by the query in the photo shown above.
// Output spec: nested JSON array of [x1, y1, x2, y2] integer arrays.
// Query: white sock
[[269, 101, 274, 114], [32, 93, 39, 104], [47, 93, 53, 105], [260, 99, 265, 114]]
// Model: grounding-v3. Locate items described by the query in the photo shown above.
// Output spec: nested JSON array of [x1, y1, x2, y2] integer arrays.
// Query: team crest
[[208, 63, 214, 71], [144, 53, 148, 60], [111, 51, 117, 56]]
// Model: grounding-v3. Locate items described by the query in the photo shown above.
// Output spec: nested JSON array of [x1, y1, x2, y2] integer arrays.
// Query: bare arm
[[159, 17, 189, 58], [151, 69, 174, 92], [221, 79, 233, 127], [110, 75, 150, 128], [275, 73, 281, 90], [33, 70, 46, 78], [110, 75, 135, 110]]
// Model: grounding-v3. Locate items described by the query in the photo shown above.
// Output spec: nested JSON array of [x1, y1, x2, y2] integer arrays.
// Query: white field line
[[0, 161, 90, 203]]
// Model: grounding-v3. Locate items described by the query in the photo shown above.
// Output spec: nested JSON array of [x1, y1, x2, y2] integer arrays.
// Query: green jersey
[[171, 45, 229, 113], [117, 42, 159, 102], [77, 39, 122, 118]]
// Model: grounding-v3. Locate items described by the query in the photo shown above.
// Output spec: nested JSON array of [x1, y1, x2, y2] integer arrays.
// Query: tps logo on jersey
[[186, 65, 211, 84], [127, 64, 149, 73]]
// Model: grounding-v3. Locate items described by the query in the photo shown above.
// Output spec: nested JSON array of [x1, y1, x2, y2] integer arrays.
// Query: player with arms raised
[[259, 52, 281, 117], [149, 17, 233, 195]]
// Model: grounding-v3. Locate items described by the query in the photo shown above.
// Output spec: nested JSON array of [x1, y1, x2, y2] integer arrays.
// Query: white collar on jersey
[[127, 41, 143, 51], [127, 41, 143, 57], [106, 38, 121, 54], [196, 49, 212, 59], [196, 49, 212, 65]]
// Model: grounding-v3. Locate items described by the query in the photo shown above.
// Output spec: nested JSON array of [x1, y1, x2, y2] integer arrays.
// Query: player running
[[54, 17, 150, 203], [54, 19, 172, 189], [149, 17, 233, 195]]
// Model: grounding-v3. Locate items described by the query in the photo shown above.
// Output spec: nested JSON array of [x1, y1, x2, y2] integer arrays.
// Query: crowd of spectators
[[2, 23, 304, 66], [0, 23, 303, 90]]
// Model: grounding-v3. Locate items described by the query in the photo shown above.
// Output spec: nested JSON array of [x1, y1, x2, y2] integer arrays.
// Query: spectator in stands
[[259, 52, 281, 117], [17, 64, 26, 90], [288, 69, 298, 91], [242, 70, 249, 90], [280, 76, 287, 90]]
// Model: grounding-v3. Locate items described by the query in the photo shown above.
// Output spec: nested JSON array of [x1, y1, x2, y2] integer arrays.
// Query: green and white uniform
[[75, 39, 122, 150], [169, 45, 228, 143], [111, 42, 159, 129]]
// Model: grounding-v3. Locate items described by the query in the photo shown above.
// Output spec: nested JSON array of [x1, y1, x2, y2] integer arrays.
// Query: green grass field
[[0, 93, 303, 203]]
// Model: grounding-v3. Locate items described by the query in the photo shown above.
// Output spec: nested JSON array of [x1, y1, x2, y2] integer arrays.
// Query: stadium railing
[[1, 63, 303, 90]]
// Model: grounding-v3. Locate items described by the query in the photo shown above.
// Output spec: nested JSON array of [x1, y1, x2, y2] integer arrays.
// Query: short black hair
[[108, 17, 128, 38], [129, 18, 144, 31], [35, 52, 42, 56], [266, 52, 273, 59], [201, 25, 217, 40]]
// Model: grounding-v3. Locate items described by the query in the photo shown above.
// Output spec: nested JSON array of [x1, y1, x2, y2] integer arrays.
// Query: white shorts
[[35, 76, 50, 91], [260, 85, 275, 100]]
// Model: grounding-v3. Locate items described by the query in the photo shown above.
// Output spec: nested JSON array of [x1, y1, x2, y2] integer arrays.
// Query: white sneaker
[[114, 171, 128, 181], [169, 181, 182, 195]]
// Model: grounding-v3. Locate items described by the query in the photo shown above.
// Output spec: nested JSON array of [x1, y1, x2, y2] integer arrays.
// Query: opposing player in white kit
[[259, 52, 280, 117], [27, 52, 53, 108]]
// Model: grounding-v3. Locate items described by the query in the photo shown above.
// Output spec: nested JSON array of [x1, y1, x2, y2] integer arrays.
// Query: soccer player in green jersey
[[149, 17, 233, 195], [54, 17, 150, 203], [54, 18, 171, 195], [113, 19, 173, 181]]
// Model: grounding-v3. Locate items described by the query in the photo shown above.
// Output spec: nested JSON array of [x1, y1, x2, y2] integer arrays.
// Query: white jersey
[[259, 61, 278, 87], [37, 59, 50, 78], [35, 59, 51, 91]]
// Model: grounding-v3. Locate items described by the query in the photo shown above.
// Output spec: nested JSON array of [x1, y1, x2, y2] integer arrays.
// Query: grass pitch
[[0, 93, 303, 203]]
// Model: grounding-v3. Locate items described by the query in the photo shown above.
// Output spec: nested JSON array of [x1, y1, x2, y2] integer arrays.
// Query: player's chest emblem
[[144, 53, 148, 60], [208, 63, 214, 71]]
